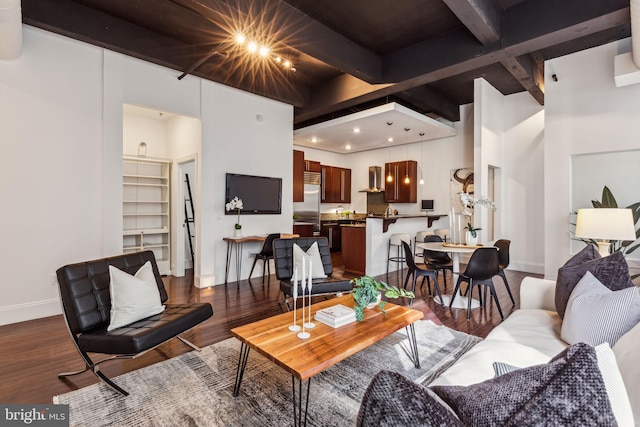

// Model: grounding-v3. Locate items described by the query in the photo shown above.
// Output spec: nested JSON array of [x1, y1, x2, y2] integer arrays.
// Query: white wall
[[0, 27, 104, 324], [474, 79, 545, 274], [0, 25, 293, 324], [544, 38, 640, 279], [501, 93, 545, 273]]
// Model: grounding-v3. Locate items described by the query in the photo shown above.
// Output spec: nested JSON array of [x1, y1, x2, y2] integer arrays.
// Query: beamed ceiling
[[22, 0, 632, 127]]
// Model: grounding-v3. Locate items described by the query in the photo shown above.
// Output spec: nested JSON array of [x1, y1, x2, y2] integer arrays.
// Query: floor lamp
[[575, 208, 637, 257]]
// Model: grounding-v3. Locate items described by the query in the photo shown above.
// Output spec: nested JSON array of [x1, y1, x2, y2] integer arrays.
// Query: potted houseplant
[[464, 222, 481, 246], [351, 276, 415, 322], [225, 196, 243, 236]]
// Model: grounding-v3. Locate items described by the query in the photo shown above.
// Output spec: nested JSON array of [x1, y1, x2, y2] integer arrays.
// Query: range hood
[[360, 166, 385, 192]]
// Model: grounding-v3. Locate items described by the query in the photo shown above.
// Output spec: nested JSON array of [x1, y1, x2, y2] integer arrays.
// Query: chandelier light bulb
[[247, 41, 258, 53], [404, 176, 410, 184], [259, 45, 270, 57], [235, 33, 246, 44]]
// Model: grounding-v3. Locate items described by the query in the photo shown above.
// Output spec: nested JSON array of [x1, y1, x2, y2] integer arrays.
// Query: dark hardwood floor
[[0, 254, 539, 404]]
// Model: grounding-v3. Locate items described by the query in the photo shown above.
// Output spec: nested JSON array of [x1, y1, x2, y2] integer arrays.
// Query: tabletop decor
[[225, 196, 243, 236], [351, 275, 414, 322], [458, 192, 496, 245], [290, 256, 314, 338]]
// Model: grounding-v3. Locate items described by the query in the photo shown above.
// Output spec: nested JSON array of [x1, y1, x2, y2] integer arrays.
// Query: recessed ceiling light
[[387, 137, 394, 142], [345, 144, 352, 150], [247, 41, 258, 53], [353, 127, 360, 133], [310, 137, 318, 143]]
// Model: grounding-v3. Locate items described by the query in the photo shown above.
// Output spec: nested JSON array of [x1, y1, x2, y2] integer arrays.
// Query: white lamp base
[[596, 241, 611, 258]]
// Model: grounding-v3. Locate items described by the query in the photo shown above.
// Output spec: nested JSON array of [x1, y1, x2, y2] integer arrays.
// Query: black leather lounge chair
[[56, 250, 213, 396], [273, 237, 353, 310]]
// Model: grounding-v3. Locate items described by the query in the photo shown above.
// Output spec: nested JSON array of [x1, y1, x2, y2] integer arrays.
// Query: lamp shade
[[575, 208, 637, 241]]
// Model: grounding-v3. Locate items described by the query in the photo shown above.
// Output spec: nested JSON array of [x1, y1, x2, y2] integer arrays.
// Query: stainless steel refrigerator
[[293, 173, 321, 234]]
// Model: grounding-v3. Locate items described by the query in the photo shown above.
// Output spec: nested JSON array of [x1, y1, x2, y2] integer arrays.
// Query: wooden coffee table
[[231, 294, 423, 426]]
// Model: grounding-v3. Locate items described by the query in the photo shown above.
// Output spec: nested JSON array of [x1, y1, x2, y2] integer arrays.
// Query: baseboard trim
[[0, 298, 61, 326], [196, 274, 215, 288], [509, 261, 544, 275]]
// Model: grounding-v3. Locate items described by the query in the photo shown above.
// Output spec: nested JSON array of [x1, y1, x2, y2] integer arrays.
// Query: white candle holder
[[288, 266, 301, 332], [303, 259, 315, 329], [297, 257, 310, 339]]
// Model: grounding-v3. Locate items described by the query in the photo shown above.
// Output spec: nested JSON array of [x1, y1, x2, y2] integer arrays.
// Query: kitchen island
[[340, 224, 366, 275], [364, 214, 449, 278]]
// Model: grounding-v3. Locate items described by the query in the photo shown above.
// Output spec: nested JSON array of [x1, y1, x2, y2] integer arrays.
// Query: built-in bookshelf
[[123, 156, 171, 274]]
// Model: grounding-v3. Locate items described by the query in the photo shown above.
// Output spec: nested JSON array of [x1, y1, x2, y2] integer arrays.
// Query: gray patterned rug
[[54, 320, 480, 427]]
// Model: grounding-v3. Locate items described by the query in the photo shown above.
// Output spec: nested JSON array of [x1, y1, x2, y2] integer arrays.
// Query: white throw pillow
[[107, 261, 165, 331], [293, 242, 327, 280], [561, 271, 640, 346], [595, 343, 634, 427], [613, 321, 640, 425]]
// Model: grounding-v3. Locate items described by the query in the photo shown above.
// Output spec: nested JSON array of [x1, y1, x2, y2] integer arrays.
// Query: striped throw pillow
[[561, 271, 640, 347]]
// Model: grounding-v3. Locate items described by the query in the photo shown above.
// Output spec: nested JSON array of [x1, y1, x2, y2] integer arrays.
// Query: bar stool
[[387, 233, 411, 283], [414, 230, 434, 263]]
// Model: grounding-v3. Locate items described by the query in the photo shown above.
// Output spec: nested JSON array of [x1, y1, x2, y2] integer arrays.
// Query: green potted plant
[[351, 276, 415, 322], [464, 222, 481, 246]]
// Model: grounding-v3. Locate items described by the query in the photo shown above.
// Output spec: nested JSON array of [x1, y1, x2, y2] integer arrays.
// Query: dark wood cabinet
[[293, 150, 304, 202], [384, 160, 417, 203], [304, 159, 321, 172], [320, 221, 341, 252], [293, 223, 314, 237], [341, 225, 366, 275], [321, 165, 351, 203]]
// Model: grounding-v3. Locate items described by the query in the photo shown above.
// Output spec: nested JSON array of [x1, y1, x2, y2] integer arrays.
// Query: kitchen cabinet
[[293, 150, 304, 202], [293, 222, 314, 237], [341, 225, 366, 275], [304, 159, 321, 172], [320, 221, 341, 252], [384, 160, 417, 203], [321, 165, 351, 203]]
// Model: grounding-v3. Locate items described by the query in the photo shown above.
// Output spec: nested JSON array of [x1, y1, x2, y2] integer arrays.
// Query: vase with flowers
[[225, 196, 243, 236], [459, 192, 496, 245]]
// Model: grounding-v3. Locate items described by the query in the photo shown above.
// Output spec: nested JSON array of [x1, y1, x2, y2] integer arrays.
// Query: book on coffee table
[[314, 304, 356, 328]]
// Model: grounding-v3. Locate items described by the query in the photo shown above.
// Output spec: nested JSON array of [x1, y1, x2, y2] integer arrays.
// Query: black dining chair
[[401, 241, 443, 305], [494, 239, 515, 305], [422, 235, 454, 293], [248, 233, 280, 283], [449, 247, 503, 321]]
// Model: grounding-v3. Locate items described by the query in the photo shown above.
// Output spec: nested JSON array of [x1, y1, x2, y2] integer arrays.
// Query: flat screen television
[[225, 173, 282, 215]]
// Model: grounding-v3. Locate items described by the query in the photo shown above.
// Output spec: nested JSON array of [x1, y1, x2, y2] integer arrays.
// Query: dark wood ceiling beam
[[298, 0, 629, 122], [441, 0, 502, 45], [172, 0, 382, 83], [500, 54, 544, 105], [21, 0, 309, 107], [383, 0, 628, 83], [396, 87, 461, 122]]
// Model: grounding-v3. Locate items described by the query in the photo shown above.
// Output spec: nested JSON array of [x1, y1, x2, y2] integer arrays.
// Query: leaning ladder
[[184, 174, 195, 264]]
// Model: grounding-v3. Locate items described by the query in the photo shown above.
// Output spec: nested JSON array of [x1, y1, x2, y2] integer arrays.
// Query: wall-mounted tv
[[225, 173, 282, 215]]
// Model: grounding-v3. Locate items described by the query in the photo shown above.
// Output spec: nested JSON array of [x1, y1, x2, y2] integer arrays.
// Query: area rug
[[54, 320, 480, 427]]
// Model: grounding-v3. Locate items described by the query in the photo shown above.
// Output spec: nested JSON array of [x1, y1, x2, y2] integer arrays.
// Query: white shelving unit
[[123, 156, 171, 274]]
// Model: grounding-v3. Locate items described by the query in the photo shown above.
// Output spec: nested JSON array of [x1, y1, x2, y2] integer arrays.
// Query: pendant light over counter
[[404, 128, 410, 184]]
